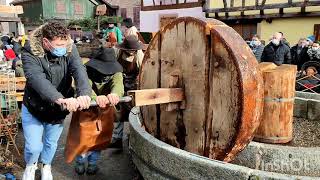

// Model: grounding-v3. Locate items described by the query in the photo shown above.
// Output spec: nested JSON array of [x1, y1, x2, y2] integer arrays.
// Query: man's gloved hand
[[55, 98, 79, 112], [76, 96, 91, 110]]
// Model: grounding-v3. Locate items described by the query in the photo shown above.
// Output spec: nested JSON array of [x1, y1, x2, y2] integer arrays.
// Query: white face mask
[[272, 39, 280, 46], [312, 47, 319, 51]]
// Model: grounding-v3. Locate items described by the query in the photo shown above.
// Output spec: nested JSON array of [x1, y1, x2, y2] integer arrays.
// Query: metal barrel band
[[263, 97, 295, 103]]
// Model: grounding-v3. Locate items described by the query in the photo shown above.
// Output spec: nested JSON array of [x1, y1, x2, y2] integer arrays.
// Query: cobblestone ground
[[8, 115, 138, 180], [51, 116, 136, 180]]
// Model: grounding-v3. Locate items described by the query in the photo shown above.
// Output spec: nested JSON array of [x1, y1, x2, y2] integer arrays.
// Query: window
[[133, 7, 141, 28], [120, 8, 127, 19], [229, 23, 257, 41], [56, 0, 66, 14], [315, 24, 320, 42], [73, 1, 83, 15]]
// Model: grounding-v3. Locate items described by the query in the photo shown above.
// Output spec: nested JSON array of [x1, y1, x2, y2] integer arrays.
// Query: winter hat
[[307, 35, 315, 42]]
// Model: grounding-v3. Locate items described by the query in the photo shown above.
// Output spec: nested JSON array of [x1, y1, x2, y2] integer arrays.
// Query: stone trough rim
[[129, 107, 313, 180], [250, 140, 320, 150]]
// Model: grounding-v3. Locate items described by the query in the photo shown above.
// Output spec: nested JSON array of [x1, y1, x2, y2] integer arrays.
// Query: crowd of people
[[249, 32, 320, 92], [20, 18, 143, 180], [0, 33, 29, 76]]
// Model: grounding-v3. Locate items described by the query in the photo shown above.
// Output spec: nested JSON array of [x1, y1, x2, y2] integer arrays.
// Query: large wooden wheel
[[139, 17, 263, 162]]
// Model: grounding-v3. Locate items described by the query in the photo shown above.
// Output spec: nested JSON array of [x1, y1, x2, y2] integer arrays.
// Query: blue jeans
[[22, 105, 64, 165], [112, 121, 124, 140], [76, 151, 101, 165]]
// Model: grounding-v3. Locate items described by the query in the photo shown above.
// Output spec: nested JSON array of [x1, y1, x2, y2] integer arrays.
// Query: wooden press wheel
[[139, 17, 263, 162]]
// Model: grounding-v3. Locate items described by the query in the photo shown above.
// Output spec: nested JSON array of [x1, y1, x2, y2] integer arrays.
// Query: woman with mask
[[250, 35, 265, 62], [306, 42, 320, 62]]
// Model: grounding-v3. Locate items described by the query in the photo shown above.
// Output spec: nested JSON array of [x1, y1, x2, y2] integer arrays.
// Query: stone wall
[[294, 91, 320, 121]]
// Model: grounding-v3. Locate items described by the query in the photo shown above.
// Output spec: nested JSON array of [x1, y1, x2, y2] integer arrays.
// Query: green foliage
[[67, 16, 123, 31]]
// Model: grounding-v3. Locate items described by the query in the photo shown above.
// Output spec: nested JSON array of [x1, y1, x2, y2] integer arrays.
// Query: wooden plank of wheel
[[139, 17, 263, 162]]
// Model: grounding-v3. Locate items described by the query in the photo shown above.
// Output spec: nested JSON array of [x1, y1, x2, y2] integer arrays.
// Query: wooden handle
[[127, 88, 185, 107]]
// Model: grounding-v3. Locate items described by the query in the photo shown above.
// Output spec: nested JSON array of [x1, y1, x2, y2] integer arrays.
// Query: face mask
[[44, 38, 67, 57], [252, 40, 260, 47], [51, 47, 67, 57], [312, 47, 319, 51], [272, 39, 280, 46], [249, 41, 254, 47]]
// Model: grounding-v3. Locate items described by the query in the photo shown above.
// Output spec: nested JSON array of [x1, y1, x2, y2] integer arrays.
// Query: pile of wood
[[0, 77, 26, 102]]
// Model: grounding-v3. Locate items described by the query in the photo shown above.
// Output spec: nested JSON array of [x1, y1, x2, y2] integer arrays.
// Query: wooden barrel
[[139, 17, 263, 162], [254, 63, 297, 144]]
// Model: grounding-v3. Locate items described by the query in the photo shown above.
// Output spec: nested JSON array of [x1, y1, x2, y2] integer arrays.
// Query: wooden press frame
[[141, 0, 203, 11]]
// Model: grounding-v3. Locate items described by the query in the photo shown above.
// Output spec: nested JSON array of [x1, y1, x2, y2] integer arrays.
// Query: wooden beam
[[261, 0, 267, 6], [301, 6, 306, 13], [279, 8, 284, 14], [209, 11, 320, 20], [223, 0, 227, 8], [0, 5, 23, 14], [0, 17, 21, 22], [241, 0, 245, 16], [127, 88, 185, 107], [255, 0, 259, 6], [206, 1, 320, 13], [231, 0, 234, 7], [141, 2, 202, 11]]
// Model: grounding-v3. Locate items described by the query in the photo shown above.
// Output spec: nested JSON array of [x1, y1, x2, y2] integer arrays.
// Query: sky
[[7, 0, 12, 5]]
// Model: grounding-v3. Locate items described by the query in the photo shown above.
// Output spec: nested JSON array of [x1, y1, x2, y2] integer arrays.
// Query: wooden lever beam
[[127, 88, 185, 107]]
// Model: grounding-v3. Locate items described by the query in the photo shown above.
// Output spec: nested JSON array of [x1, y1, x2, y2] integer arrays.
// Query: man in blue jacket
[[21, 22, 92, 180]]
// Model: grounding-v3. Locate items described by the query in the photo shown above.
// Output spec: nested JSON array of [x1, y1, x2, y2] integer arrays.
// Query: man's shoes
[[108, 138, 123, 149], [22, 163, 38, 180], [86, 163, 99, 175], [74, 162, 86, 175], [40, 164, 53, 180]]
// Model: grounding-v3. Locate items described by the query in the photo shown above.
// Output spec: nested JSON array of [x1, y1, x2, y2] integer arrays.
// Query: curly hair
[[42, 22, 69, 40]]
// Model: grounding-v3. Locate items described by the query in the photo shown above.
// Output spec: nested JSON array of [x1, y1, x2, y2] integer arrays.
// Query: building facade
[[207, 0, 320, 45], [11, 0, 97, 21], [139, 0, 205, 32], [104, 0, 141, 28]]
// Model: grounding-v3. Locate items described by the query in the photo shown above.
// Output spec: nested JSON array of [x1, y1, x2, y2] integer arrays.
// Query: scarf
[[307, 48, 320, 60]]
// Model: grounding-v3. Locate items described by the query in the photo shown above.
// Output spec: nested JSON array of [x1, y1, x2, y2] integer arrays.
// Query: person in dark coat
[[21, 22, 92, 180], [290, 38, 309, 70], [250, 35, 264, 62], [261, 32, 291, 65]]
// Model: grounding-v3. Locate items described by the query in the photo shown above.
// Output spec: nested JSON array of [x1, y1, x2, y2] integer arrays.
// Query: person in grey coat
[[250, 35, 264, 62], [261, 32, 291, 65]]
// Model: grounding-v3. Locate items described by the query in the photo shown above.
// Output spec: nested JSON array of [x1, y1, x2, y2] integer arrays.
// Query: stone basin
[[129, 107, 317, 180]]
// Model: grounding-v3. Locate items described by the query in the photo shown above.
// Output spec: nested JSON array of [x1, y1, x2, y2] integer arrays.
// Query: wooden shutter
[[315, 24, 320, 42], [73, 1, 83, 15], [133, 6, 141, 28], [56, 0, 66, 14], [120, 8, 127, 19], [229, 23, 257, 41]]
